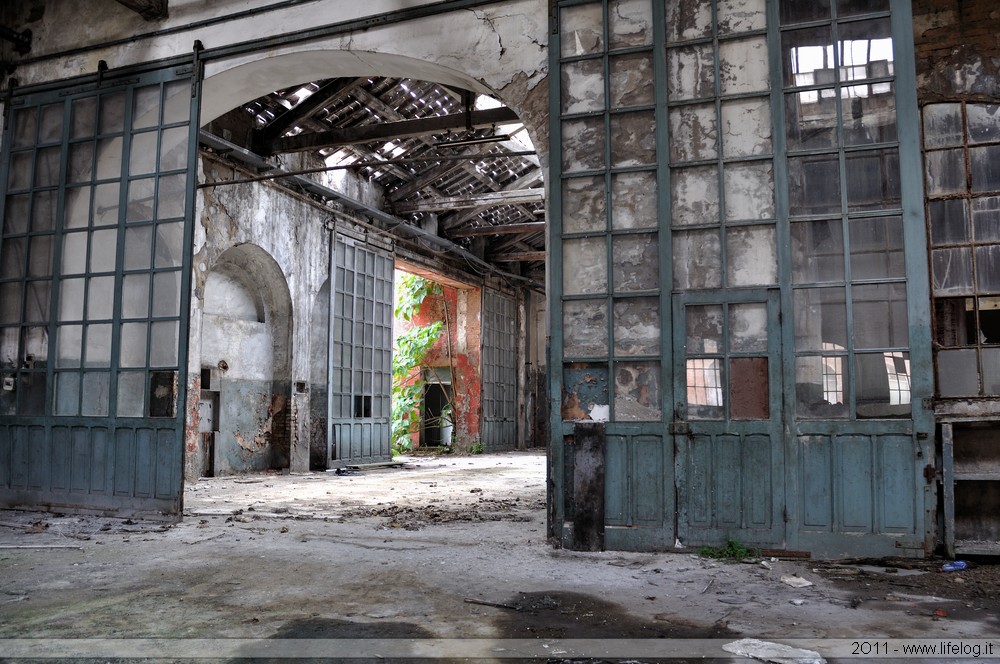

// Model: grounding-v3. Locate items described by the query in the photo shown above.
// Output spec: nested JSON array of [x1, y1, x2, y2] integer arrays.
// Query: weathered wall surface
[[913, 0, 1000, 99]]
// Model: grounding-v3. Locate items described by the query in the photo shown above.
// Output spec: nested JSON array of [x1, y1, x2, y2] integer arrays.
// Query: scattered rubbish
[[279, 526, 289, 533], [760, 560, 773, 570], [674, 538, 685, 549], [723, 638, 826, 664], [790, 599, 806, 606], [933, 608, 949, 618], [850, 597, 863, 609], [470, 488, 483, 493], [938, 560, 969, 572], [701, 578, 715, 594], [463, 597, 521, 612], [0, 544, 83, 550], [781, 575, 814, 588]]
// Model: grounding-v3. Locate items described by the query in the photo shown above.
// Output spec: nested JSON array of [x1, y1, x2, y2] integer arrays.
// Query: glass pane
[[61, 232, 87, 276], [849, 215, 905, 279], [38, 103, 64, 144], [929, 199, 969, 245], [3, 193, 29, 234], [560, 3, 603, 58], [982, 348, 1000, 395], [846, 148, 900, 211], [975, 245, 1000, 292], [613, 297, 659, 356], [562, 363, 609, 421], [719, 36, 769, 95], [782, 26, 833, 87], [150, 321, 178, 366], [120, 322, 147, 368], [1, 238, 25, 279], [71, 97, 98, 139], [610, 111, 655, 167], [55, 372, 81, 416], [85, 323, 112, 367], [126, 177, 155, 223], [717, 0, 766, 34], [563, 300, 609, 357], [93, 183, 120, 226], [90, 229, 118, 272], [156, 173, 187, 219], [68, 142, 95, 184], [686, 304, 723, 354], [686, 358, 723, 420], [724, 161, 775, 220], [670, 166, 719, 226], [117, 371, 146, 417], [133, 85, 161, 130], [24, 282, 51, 323], [612, 233, 658, 292], [34, 147, 60, 188], [856, 351, 911, 418], [8, 152, 32, 191], [152, 271, 182, 317], [88, 277, 115, 320], [95, 137, 123, 180], [562, 117, 605, 173], [938, 348, 980, 397], [731, 357, 769, 419], [721, 98, 771, 157], [967, 104, 1000, 144], [792, 219, 844, 283], [972, 196, 1000, 242], [796, 354, 848, 418], [122, 274, 150, 319], [56, 324, 83, 369], [31, 191, 56, 233], [81, 372, 110, 416], [794, 287, 847, 350], [730, 302, 767, 353], [933, 298, 975, 347], [99, 92, 126, 133], [844, 92, 897, 146], [922, 103, 964, 148], [673, 229, 722, 290], [924, 149, 966, 197], [838, 0, 889, 15], [23, 326, 48, 362], [129, 131, 159, 176], [159, 126, 189, 172], [124, 226, 153, 270], [853, 283, 908, 349], [162, 80, 191, 125], [666, 0, 712, 41], [561, 60, 605, 115], [58, 278, 85, 322], [788, 154, 841, 216], [615, 361, 661, 421], [13, 108, 37, 148], [609, 0, 652, 48], [62, 187, 90, 230], [727, 225, 777, 287], [667, 44, 715, 100], [0, 283, 20, 323], [562, 176, 606, 233], [611, 171, 657, 230], [610, 53, 654, 108], [563, 237, 607, 295], [932, 248, 974, 295], [669, 104, 717, 163], [970, 145, 1000, 193], [28, 236, 53, 277], [780, 0, 830, 24]]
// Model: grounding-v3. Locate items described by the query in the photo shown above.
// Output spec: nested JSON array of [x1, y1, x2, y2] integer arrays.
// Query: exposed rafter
[[449, 222, 546, 238], [394, 188, 545, 213], [257, 78, 364, 147], [488, 251, 546, 262], [114, 0, 168, 20]]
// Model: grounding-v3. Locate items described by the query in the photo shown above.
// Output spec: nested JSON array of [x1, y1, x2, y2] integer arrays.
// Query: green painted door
[[673, 289, 785, 549]]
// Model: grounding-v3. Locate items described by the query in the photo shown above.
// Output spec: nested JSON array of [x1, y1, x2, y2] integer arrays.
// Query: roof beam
[[488, 251, 547, 262], [258, 78, 364, 146], [394, 188, 545, 214], [449, 222, 546, 238], [266, 106, 520, 154], [114, 0, 167, 20]]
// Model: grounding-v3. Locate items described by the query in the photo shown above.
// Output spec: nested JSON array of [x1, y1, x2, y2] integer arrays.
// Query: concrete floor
[[0, 450, 995, 662]]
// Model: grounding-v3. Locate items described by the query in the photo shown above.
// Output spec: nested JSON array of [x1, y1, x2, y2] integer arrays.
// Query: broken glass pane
[[937, 348, 980, 397], [796, 354, 847, 418], [613, 233, 659, 292], [731, 357, 769, 420], [561, 3, 604, 58], [563, 237, 608, 295], [846, 148, 900, 211], [929, 199, 969, 246], [563, 300, 609, 357], [794, 287, 848, 350], [853, 283, 908, 349], [730, 302, 768, 353], [673, 229, 722, 290], [609, 0, 652, 48], [924, 149, 966, 197], [611, 171, 657, 230], [671, 166, 719, 226], [665, 0, 712, 41], [669, 104, 717, 163], [686, 304, 724, 354], [975, 245, 1000, 292], [724, 161, 775, 221], [933, 298, 974, 347], [562, 362, 609, 421], [970, 145, 1000, 193], [931, 247, 974, 296], [972, 196, 1000, 242], [613, 297, 660, 356], [56, 324, 83, 368], [788, 154, 840, 216], [855, 351, 910, 418], [922, 103, 964, 149], [611, 111, 656, 167], [561, 60, 606, 115], [562, 117, 606, 173], [611, 53, 654, 108], [615, 361, 661, 421], [727, 225, 778, 287], [849, 215, 905, 280], [791, 219, 844, 284], [563, 176, 607, 233], [967, 104, 1000, 144], [719, 36, 770, 95], [979, 297, 1000, 344], [718, 0, 766, 34], [667, 44, 715, 101], [686, 358, 724, 420], [721, 98, 771, 158]]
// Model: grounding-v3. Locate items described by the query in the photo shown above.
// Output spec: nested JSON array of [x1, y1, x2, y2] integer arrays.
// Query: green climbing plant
[[391, 275, 444, 455]]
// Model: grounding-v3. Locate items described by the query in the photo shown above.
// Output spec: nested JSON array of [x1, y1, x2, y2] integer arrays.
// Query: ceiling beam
[[488, 251, 547, 262], [258, 78, 364, 147], [394, 188, 545, 214], [114, 0, 168, 20], [266, 106, 520, 154], [449, 222, 546, 238]]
